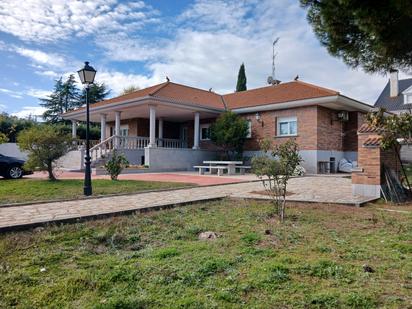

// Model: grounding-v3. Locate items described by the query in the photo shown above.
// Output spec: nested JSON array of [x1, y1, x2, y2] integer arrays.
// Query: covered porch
[[63, 96, 223, 167]]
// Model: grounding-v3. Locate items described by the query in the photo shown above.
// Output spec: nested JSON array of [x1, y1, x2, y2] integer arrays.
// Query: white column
[[71, 120, 77, 139], [115, 111, 121, 148], [158, 117, 164, 147], [100, 114, 107, 141], [148, 105, 157, 147], [193, 112, 200, 150]]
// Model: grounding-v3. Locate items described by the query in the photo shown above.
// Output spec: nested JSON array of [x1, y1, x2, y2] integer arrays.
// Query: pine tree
[[40, 75, 80, 123], [79, 82, 110, 105], [61, 74, 80, 110], [236, 63, 247, 92], [301, 0, 412, 73], [40, 78, 65, 123]]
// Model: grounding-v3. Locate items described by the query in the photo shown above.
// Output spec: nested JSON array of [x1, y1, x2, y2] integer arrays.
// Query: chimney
[[390, 69, 399, 97]]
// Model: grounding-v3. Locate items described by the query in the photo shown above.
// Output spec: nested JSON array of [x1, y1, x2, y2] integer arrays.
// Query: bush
[[0, 132, 8, 144], [210, 111, 249, 159], [251, 139, 302, 222], [104, 150, 129, 180], [17, 125, 72, 180]]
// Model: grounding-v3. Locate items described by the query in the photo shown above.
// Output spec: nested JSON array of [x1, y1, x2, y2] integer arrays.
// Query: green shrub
[[0, 132, 8, 144], [209, 111, 249, 159], [241, 232, 261, 245], [104, 150, 129, 180], [17, 125, 72, 180]]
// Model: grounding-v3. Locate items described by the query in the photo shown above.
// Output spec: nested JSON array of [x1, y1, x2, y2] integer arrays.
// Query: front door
[[119, 125, 129, 147]]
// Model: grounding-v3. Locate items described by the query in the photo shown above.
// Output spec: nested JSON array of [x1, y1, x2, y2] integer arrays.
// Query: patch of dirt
[[250, 190, 295, 197]]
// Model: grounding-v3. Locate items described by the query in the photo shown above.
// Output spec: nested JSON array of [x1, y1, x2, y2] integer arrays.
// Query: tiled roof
[[64, 82, 169, 114], [358, 123, 385, 134], [222, 80, 338, 109], [363, 136, 382, 147], [374, 78, 412, 111], [63, 80, 341, 115], [151, 82, 225, 109]]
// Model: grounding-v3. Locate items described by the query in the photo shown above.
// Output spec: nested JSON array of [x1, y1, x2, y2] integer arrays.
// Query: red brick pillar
[[352, 125, 400, 197]]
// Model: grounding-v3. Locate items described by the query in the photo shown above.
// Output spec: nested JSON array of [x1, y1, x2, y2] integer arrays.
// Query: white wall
[[401, 145, 412, 163], [144, 147, 219, 171]]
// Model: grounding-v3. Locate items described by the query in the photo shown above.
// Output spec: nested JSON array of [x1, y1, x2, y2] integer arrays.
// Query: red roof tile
[[358, 123, 385, 134], [363, 136, 382, 147], [63, 80, 341, 115], [152, 82, 224, 109], [223, 80, 338, 109]]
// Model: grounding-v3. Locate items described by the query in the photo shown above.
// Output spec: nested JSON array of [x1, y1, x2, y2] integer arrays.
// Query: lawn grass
[[0, 179, 192, 205], [1, 199, 411, 308]]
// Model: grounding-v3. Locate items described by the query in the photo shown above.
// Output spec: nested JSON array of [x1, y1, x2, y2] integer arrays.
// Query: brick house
[[63, 80, 371, 173]]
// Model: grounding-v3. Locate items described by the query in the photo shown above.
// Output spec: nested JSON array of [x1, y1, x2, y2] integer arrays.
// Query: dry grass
[[0, 199, 411, 308]]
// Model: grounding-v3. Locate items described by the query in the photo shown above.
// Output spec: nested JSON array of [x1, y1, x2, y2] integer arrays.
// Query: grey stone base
[[243, 150, 357, 174], [352, 184, 381, 198]]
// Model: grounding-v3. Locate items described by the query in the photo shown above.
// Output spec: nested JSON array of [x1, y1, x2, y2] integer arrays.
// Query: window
[[200, 124, 211, 140], [405, 94, 412, 104], [120, 125, 129, 137], [246, 120, 252, 138], [277, 116, 297, 136]]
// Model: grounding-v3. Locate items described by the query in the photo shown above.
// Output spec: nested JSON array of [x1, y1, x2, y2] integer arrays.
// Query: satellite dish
[[267, 76, 274, 84]]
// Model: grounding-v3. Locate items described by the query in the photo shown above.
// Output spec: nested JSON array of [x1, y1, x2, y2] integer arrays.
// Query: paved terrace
[[0, 176, 375, 232]]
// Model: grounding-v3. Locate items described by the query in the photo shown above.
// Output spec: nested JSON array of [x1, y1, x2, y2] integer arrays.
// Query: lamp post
[[77, 61, 96, 196]]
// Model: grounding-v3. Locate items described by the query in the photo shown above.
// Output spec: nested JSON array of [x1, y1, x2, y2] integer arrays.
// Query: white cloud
[[35, 70, 61, 78], [14, 47, 67, 67], [97, 70, 161, 95], [131, 0, 393, 104], [0, 0, 158, 43], [0, 103, 6, 111], [26, 88, 51, 99], [0, 88, 23, 99], [2, 0, 409, 107], [11, 106, 46, 119]]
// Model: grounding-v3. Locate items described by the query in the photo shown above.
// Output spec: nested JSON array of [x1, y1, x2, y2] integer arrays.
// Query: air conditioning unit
[[337, 111, 349, 122]]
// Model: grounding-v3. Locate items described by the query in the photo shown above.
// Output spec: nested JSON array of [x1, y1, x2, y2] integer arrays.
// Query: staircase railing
[[90, 135, 117, 163], [88, 135, 187, 165]]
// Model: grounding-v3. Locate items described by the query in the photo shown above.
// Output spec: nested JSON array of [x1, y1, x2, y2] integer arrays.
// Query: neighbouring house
[[374, 69, 412, 162], [375, 69, 412, 114], [62, 79, 371, 173]]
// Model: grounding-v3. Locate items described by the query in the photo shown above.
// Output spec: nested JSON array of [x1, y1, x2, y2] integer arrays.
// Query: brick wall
[[352, 133, 382, 186], [241, 106, 364, 152], [352, 132, 400, 188], [241, 106, 318, 151], [343, 112, 364, 152]]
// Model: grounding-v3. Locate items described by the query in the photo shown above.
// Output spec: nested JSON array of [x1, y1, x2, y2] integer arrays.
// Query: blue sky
[[0, 0, 409, 118]]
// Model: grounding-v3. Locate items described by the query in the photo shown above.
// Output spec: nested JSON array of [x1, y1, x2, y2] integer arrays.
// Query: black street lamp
[[77, 61, 96, 196]]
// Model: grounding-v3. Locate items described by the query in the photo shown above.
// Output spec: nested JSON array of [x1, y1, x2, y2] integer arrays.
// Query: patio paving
[[28, 171, 254, 186], [0, 176, 375, 232]]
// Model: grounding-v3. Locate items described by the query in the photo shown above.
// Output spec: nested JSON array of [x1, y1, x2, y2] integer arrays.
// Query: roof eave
[[61, 95, 225, 120], [231, 95, 372, 114]]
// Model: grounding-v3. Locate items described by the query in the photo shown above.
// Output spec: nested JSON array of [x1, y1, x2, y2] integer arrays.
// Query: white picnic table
[[203, 161, 243, 175]]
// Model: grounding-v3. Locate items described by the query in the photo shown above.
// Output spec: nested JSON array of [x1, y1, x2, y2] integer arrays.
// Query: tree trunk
[[280, 197, 286, 222], [47, 161, 56, 181]]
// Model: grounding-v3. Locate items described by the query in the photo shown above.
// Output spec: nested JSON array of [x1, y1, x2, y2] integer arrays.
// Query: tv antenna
[[267, 37, 280, 85]]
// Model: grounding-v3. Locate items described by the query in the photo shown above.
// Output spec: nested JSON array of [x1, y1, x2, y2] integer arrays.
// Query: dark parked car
[[0, 154, 33, 179]]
